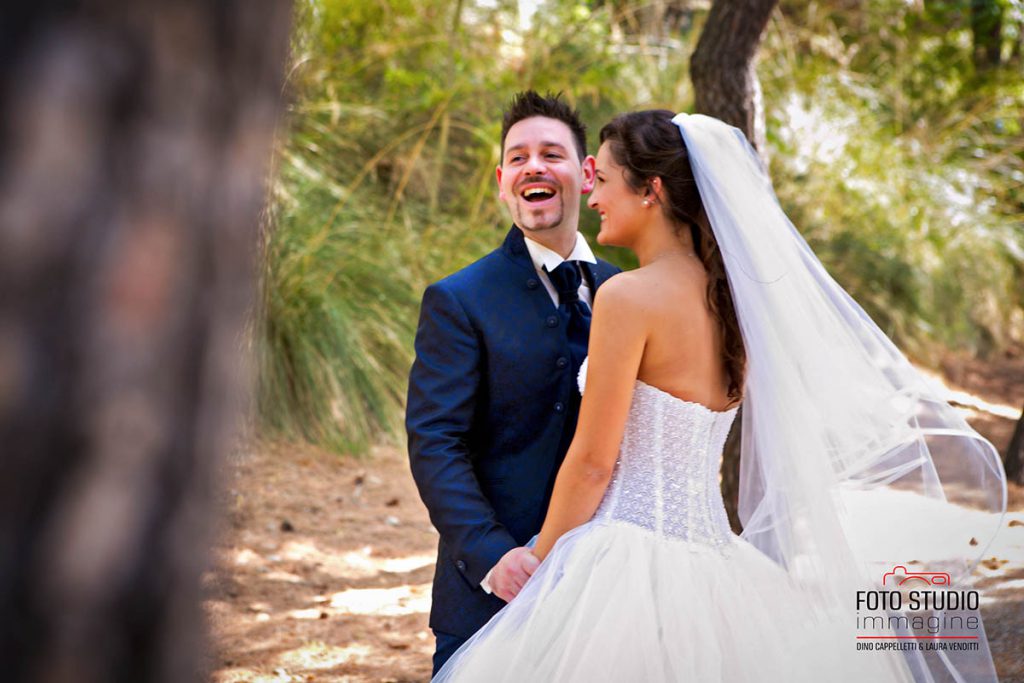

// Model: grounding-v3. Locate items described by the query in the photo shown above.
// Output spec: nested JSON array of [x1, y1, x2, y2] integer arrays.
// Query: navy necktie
[[545, 261, 591, 381]]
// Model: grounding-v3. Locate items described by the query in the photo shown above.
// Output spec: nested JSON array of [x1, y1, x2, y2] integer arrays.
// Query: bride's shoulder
[[592, 271, 656, 321], [598, 264, 681, 297], [594, 270, 645, 300]]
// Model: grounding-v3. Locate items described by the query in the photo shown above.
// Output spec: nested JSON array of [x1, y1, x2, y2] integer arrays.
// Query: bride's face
[[588, 142, 647, 248]]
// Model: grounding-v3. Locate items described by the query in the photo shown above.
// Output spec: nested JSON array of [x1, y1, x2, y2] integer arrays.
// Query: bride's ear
[[647, 177, 665, 206]]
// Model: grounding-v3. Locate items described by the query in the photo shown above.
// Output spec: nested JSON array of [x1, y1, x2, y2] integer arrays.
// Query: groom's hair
[[500, 91, 587, 161]]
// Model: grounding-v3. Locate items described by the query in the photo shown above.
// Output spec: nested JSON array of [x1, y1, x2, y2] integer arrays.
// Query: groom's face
[[496, 116, 595, 234]]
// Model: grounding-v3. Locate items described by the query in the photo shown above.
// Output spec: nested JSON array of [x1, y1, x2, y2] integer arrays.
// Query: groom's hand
[[489, 547, 540, 602]]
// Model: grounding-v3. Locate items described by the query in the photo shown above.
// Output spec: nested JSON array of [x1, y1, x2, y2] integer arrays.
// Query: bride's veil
[[673, 113, 1007, 683]]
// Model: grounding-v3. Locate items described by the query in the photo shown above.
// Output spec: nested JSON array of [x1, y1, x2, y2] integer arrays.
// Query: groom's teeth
[[522, 187, 555, 200]]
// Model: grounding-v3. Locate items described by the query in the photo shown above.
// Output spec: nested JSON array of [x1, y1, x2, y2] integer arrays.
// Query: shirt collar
[[523, 231, 598, 273]]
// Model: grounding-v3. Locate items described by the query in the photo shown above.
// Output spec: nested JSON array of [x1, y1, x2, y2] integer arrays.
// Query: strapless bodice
[[578, 357, 739, 549]]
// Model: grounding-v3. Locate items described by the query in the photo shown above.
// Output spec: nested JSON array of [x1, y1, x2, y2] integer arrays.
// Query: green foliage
[[257, 0, 1024, 454], [765, 0, 1024, 358]]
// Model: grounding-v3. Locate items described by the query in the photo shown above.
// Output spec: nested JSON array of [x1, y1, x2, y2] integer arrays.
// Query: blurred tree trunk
[[1006, 404, 1024, 486], [690, 0, 778, 533], [970, 0, 1003, 70], [690, 0, 778, 156], [0, 2, 291, 682]]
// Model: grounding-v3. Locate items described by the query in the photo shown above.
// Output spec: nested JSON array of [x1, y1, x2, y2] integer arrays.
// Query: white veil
[[673, 113, 1007, 682]]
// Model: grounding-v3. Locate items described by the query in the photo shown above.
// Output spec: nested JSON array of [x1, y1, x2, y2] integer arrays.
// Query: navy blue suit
[[406, 226, 619, 667]]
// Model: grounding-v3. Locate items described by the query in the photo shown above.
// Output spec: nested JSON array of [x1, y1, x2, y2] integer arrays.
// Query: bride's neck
[[633, 218, 697, 267]]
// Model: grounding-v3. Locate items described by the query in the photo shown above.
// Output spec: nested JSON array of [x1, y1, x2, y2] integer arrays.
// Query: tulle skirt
[[433, 519, 915, 682]]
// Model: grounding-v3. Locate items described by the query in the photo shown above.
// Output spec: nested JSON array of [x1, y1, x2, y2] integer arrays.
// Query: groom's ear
[[496, 164, 505, 201], [580, 155, 596, 194]]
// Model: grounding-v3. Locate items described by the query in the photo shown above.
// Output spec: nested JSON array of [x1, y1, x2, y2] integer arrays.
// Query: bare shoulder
[[592, 270, 651, 311], [591, 271, 660, 336]]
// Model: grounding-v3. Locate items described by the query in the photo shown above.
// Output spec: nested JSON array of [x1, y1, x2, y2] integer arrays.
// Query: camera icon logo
[[882, 565, 951, 588]]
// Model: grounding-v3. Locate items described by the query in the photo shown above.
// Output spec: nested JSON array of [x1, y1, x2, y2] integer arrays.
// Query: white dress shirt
[[481, 231, 597, 594], [523, 231, 597, 310]]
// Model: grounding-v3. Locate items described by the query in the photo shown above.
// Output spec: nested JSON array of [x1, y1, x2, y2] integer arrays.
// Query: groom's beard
[[513, 195, 567, 232]]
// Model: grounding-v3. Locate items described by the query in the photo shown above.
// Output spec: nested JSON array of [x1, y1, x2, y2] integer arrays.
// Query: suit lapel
[[499, 225, 561, 316], [581, 261, 613, 293], [499, 225, 538, 276]]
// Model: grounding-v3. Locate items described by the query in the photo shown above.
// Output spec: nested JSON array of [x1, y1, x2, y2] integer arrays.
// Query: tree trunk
[[690, 0, 778, 533], [1014, 18, 1024, 65], [690, 0, 778, 156], [719, 406, 745, 533], [0, 2, 291, 682], [970, 0, 1003, 70], [1005, 403, 1024, 486]]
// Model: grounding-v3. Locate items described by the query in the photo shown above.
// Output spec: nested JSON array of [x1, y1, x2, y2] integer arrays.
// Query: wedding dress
[[432, 358, 915, 682]]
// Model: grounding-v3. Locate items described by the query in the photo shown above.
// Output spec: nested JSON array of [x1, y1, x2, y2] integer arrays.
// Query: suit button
[[526, 278, 539, 289], [456, 560, 466, 571], [556, 357, 569, 369], [546, 315, 558, 328], [554, 402, 565, 413]]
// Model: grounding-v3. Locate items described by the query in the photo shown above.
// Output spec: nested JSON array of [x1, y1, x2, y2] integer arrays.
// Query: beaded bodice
[[578, 357, 739, 548]]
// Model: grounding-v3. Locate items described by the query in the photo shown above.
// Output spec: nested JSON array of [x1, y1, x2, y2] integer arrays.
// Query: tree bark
[[690, 0, 778, 156], [0, 2, 291, 682], [690, 0, 778, 533], [970, 0, 1003, 70], [1006, 403, 1024, 486]]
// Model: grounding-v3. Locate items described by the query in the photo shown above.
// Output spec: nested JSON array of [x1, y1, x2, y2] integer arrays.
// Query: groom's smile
[[517, 180, 560, 216], [520, 183, 557, 204]]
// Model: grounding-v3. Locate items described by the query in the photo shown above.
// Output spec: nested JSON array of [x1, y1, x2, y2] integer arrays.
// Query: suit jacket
[[406, 226, 620, 638]]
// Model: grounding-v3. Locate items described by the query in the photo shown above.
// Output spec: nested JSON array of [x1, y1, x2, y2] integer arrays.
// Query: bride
[[432, 111, 1006, 682]]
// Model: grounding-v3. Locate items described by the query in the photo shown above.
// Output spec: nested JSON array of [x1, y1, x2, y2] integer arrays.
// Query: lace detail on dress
[[578, 356, 738, 549]]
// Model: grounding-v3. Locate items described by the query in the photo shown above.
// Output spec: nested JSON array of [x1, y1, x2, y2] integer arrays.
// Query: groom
[[406, 91, 619, 674]]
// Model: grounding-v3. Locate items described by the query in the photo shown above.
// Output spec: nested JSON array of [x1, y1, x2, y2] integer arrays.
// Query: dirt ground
[[205, 441, 436, 683], [206, 351, 1024, 683]]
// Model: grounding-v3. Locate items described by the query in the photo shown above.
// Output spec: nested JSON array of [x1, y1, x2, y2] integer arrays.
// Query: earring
[[642, 199, 650, 207]]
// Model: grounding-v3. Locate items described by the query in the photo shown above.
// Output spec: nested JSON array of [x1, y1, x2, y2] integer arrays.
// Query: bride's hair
[[599, 109, 745, 402]]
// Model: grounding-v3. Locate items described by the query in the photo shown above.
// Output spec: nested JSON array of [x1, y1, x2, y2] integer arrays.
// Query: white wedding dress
[[433, 358, 915, 682]]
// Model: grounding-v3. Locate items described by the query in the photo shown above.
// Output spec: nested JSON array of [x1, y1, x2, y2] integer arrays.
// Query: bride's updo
[[599, 110, 745, 402]]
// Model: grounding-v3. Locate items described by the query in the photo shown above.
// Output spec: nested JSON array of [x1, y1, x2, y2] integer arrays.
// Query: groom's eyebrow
[[505, 141, 569, 156]]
